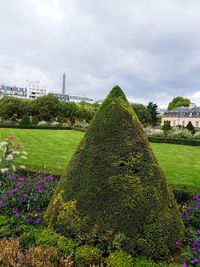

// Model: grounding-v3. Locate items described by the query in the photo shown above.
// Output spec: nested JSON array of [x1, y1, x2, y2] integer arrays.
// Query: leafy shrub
[[162, 121, 172, 134], [148, 129, 165, 138], [0, 136, 27, 181], [38, 120, 48, 127], [186, 121, 195, 135], [192, 132, 200, 139], [133, 258, 174, 267], [46, 86, 184, 259], [169, 128, 192, 139], [50, 121, 60, 127], [19, 115, 31, 127], [31, 116, 39, 126], [106, 251, 133, 267], [35, 228, 76, 256], [75, 245, 103, 267]]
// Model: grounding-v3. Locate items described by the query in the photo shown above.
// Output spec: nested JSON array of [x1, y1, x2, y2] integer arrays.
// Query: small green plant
[[31, 116, 39, 126], [35, 228, 76, 256], [162, 121, 172, 136], [106, 251, 133, 267], [19, 115, 31, 127], [0, 136, 27, 183], [75, 245, 103, 266], [186, 121, 196, 135]]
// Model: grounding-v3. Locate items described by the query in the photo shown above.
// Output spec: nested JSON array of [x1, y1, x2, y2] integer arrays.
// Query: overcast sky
[[1, 0, 200, 107]]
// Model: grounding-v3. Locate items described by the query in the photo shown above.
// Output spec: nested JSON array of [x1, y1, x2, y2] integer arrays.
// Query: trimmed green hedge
[[0, 124, 85, 132], [148, 136, 200, 146], [46, 86, 184, 259]]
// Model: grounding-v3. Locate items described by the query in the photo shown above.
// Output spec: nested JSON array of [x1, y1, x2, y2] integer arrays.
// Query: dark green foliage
[[131, 103, 151, 126], [19, 115, 31, 126], [148, 137, 200, 146], [31, 115, 39, 126], [75, 245, 103, 267], [168, 96, 190, 110], [186, 121, 196, 135], [0, 97, 29, 121], [162, 121, 172, 134], [31, 94, 60, 121], [147, 102, 159, 125], [106, 251, 134, 267], [45, 86, 184, 259]]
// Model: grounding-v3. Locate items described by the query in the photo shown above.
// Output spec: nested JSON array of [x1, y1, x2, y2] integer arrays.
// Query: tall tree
[[31, 94, 60, 121], [168, 96, 190, 110], [131, 103, 151, 126], [147, 102, 159, 126]]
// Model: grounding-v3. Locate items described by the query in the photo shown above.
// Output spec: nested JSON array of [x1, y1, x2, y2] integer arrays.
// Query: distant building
[[0, 84, 27, 99], [52, 93, 69, 102], [26, 80, 48, 99], [161, 102, 200, 128]]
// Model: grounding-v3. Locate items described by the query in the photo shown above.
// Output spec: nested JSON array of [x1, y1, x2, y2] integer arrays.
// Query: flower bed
[[0, 135, 199, 267]]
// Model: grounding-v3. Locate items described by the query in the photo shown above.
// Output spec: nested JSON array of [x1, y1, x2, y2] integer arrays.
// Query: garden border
[[148, 136, 200, 146]]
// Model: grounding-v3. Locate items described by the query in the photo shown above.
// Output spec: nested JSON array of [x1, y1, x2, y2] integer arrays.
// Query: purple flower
[[182, 263, 188, 267], [176, 241, 181, 246], [15, 208, 20, 218], [37, 189, 44, 193], [0, 201, 6, 206], [196, 230, 200, 235]]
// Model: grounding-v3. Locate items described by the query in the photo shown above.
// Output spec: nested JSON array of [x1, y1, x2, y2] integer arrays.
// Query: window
[[182, 121, 185, 127]]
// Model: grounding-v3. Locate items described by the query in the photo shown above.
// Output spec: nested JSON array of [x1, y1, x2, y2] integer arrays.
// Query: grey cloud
[[1, 0, 200, 107]]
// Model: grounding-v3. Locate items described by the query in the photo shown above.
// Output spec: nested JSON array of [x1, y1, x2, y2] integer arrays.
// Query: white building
[[26, 81, 48, 99], [161, 103, 200, 128], [0, 84, 27, 99]]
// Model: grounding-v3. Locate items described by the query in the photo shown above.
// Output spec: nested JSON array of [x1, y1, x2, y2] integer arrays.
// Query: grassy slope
[[0, 128, 199, 191]]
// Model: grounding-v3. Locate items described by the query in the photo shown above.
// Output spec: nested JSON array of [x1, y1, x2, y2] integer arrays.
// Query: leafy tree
[[131, 103, 151, 126], [186, 121, 195, 135], [46, 86, 184, 259], [19, 115, 31, 126], [168, 96, 190, 110], [31, 94, 60, 121], [147, 102, 159, 126], [0, 97, 28, 120]]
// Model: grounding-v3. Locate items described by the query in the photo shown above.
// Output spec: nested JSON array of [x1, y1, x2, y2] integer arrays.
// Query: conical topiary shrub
[[45, 86, 184, 258]]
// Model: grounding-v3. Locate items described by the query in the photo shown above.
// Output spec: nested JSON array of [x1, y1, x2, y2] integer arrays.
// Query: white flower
[[0, 142, 8, 148], [12, 151, 20, 156], [12, 165, 16, 172], [1, 168, 9, 173], [19, 165, 26, 169], [22, 151, 28, 156], [6, 154, 13, 161], [21, 156, 28, 160]]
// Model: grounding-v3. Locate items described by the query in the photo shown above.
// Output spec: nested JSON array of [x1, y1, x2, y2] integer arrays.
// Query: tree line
[[0, 94, 159, 126]]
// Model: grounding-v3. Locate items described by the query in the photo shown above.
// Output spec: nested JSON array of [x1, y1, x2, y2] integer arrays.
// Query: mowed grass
[[0, 128, 200, 191], [0, 128, 84, 175]]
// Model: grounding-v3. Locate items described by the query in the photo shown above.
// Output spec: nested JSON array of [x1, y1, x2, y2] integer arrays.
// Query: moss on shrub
[[45, 86, 184, 259]]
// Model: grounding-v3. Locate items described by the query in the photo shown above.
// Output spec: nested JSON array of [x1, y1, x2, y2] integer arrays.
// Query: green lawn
[[0, 128, 200, 191]]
